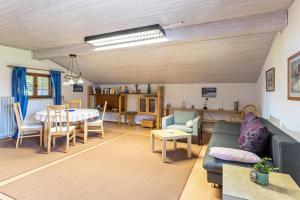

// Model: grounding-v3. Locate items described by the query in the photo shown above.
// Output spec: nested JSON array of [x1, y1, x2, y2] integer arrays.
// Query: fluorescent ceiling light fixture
[[93, 37, 168, 51], [85, 24, 166, 49]]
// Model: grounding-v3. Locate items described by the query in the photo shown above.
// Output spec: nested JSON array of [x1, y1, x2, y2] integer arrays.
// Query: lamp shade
[[77, 78, 84, 84], [68, 79, 75, 85]]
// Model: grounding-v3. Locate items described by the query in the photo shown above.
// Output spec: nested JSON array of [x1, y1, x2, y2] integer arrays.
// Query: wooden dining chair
[[13, 102, 43, 149], [47, 104, 76, 154], [87, 101, 107, 139], [66, 99, 82, 128], [66, 99, 82, 109]]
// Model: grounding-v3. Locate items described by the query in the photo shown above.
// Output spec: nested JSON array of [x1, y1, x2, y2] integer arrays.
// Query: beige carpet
[[0, 133, 201, 200], [0, 124, 125, 181]]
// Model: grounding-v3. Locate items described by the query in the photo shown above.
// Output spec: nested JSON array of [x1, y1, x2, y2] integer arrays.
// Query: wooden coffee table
[[151, 129, 192, 162], [223, 164, 300, 200]]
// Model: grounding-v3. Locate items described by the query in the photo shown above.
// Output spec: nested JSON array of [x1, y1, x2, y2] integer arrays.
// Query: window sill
[[29, 96, 53, 99]]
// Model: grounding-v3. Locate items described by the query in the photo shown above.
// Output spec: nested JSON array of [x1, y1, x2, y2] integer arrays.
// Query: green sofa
[[203, 119, 300, 186]]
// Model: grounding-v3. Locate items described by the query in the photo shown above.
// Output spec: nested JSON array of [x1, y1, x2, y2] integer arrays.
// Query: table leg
[[162, 138, 167, 162], [151, 134, 155, 152], [173, 139, 177, 149], [83, 119, 88, 144], [187, 136, 192, 158]]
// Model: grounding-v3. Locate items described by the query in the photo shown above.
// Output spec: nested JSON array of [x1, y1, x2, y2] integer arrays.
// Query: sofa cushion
[[213, 120, 241, 136], [239, 118, 265, 146], [203, 133, 251, 173], [167, 124, 192, 133], [239, 119, 269, 156], [244, 112, 256, 123], [208, 132, 240, 149], [186, 120, 193, 128], [174, 111, 197, 125], [209, 147, 261, 163]]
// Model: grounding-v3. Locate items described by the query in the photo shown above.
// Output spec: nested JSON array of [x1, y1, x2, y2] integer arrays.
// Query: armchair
[[162, 110, 201, 144]]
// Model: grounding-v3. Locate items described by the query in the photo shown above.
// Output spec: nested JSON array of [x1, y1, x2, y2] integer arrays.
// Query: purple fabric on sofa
[[239, 118, 269, 155], [239, 118, 262, 145], [240, 126, 269, 155], [244, 112, 256, 123]]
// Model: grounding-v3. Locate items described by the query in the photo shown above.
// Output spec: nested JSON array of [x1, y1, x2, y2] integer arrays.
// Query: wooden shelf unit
[[87, 87, 127, 124], [87, 86, 164, 128]]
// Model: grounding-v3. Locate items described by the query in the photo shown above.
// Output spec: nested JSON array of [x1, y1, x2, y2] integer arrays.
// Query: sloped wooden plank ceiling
[[52, 33, 275, 84], [0, 0, 294, 83]]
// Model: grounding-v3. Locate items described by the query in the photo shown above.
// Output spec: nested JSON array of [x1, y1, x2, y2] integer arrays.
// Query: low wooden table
[[126, 111, 137, 126], [151, 129, 192, 162], [223, 164, 300, 200]]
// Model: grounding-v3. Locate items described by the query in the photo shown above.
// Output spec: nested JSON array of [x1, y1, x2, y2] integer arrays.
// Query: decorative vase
[[147, 84, 151, 94], [249, 169, 257, 182], [256, 172, 269, 186]]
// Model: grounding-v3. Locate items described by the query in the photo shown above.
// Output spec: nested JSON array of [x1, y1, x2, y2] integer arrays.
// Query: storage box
[[141, 119, 155, 128]]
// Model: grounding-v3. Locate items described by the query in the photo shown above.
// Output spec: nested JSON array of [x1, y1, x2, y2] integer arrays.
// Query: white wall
[[100, 83, 258, 110], [0, 45, 91, 123], [99, 83, 258, 125], [257, 0, 300, 141], [164, 83, 258, 110]]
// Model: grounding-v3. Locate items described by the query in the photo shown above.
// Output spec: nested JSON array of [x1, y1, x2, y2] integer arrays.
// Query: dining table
[[34, 108, 99, 147]]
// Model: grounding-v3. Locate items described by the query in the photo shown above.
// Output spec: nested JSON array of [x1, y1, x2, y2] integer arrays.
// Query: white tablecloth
[[34, 109, 99, 123]]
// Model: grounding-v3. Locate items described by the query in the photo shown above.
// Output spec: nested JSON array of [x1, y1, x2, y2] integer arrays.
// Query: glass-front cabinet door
[[139, 98, 147, 113], [148, 98, 156, 113]]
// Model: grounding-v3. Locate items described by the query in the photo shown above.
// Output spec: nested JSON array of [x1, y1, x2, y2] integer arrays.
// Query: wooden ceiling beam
[[32, 11, 287, 60]]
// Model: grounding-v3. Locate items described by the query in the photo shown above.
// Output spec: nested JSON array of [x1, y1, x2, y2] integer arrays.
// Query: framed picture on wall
[[73, 84, 83, 92], [288, 51, 300, 100], [202, 87, 217, 98], [265, 68, 275, 92]]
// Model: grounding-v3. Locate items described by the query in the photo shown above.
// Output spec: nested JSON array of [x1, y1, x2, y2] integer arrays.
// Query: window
[[26, 73, 52, 98]]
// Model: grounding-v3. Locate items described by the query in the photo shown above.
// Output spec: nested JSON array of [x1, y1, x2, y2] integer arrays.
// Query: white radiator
[[0, 97, 15, 139]]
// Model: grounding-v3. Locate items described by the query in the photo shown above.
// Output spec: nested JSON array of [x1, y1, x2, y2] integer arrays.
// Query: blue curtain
[[12, 66, 28, 138], [50, 70, 62, 105]]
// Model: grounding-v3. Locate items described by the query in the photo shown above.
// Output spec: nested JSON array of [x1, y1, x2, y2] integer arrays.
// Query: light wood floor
[[180, 145, 221, 200], [0, 123, 221, 200]]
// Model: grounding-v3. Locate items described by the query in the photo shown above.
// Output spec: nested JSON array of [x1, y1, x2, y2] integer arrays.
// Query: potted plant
[[251, 157, 278, 186]]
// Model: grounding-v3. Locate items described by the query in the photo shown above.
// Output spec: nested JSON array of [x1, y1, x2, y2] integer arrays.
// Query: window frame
[[26, 73, 53, 99]]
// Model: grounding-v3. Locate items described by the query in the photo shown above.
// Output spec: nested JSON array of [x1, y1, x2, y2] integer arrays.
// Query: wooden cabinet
[[138, 97, 157, 115], [148, 98, 156, 113], [87, 86, 164, 128], [139, 98, 147, 113]]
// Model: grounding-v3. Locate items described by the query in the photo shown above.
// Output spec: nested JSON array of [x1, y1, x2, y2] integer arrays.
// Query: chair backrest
[[66, 99, 82, 109], [47, 104, 70, 134], [101, 101, 107, 120], [242, 104, 258, 117], [13, 102, 23, 129], [173, 110, 197, 125]]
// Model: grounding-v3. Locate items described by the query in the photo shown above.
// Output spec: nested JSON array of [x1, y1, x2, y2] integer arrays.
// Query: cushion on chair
[[50, 125, 76, 134], [20, 123, 43, 131], [87, 119, 103, 126], [174, 111, 197, 125], [167, 124, 192, 133], [186, 120, 193, 128]]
